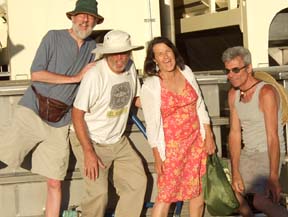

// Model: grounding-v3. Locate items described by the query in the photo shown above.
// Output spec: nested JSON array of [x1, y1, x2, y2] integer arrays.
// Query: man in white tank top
[[222, 46, 288, 217]]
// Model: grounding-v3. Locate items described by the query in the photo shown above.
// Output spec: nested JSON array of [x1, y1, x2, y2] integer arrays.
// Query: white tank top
[[235, 81, 285, 153]]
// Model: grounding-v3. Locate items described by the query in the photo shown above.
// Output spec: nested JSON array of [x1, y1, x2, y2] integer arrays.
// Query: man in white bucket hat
[[70, 30, 147, 217]]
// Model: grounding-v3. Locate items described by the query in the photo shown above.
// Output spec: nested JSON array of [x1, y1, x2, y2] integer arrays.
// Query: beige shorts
[[0, 105, 70, 180], [239, 151, 284, 194]]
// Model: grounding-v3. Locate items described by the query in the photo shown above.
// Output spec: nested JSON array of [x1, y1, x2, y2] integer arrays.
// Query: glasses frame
[[224, 65, 247, 75]]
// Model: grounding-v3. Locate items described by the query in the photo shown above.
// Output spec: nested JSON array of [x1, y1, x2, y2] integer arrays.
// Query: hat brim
[[66, 11, 104, 24], [92, 44, 144, 54]]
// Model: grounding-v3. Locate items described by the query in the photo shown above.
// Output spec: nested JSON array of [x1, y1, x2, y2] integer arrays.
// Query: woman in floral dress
[[140, 37, 216, 217]]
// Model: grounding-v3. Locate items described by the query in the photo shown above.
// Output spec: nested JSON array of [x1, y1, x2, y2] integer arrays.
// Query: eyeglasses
[[224, 65, 247, 75]]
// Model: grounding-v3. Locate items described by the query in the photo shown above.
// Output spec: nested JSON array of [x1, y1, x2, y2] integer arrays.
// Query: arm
[[140, 78, 165, 172], [203, 124, 216, 155], [133, 72, 142, 108], [228, 88, 244, 193], [134, 96, 141, 108], [72, 107, 105, 180], [31, 30, 96, 84], [31, 62, 96, 84], [260, 84, 281, 203], [141, 88, 164, 174], [186, 68, 215, 153], [184, 67, 210, 124], [140, 80, 159, 150]]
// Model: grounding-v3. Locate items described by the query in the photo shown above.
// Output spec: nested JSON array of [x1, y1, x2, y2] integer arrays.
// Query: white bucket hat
[[92, 30, 143, 55]]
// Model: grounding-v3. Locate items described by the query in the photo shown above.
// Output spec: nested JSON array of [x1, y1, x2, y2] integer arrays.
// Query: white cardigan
[[140, 65, 211, 160]]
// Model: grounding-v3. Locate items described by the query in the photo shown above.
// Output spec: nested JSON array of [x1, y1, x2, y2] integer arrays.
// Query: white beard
[[72, 23, 93, 40]]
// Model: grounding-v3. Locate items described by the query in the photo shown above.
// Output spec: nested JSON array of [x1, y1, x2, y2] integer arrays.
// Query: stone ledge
[[0, 163, 156, 185]]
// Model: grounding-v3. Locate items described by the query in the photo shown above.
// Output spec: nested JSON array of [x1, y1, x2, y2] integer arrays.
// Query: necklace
[[239, 80, 261, 101]]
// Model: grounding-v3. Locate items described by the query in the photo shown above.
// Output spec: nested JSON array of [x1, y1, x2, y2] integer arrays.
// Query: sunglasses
[[224, 65, 247, 75]]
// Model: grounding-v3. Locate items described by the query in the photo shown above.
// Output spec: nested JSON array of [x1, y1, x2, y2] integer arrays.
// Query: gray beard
[[72, 24, 93, 40]]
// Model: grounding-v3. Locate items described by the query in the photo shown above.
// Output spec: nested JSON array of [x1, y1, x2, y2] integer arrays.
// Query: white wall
[[97, 0, 161, 75], [243, 0, 288, 67], [7, 0, 161, 80], [7, 0, 74, 79]]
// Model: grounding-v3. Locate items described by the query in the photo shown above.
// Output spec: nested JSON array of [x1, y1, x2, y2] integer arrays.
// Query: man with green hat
[[66, 0, 104, 24], [0, 0, 103, 217]]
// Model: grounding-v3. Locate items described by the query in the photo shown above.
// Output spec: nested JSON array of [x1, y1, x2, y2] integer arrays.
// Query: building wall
[[7, 0, 161, 80], [243, 0, 288, 67]]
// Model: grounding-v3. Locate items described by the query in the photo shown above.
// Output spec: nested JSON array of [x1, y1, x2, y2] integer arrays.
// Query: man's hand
[[266, 177, 282, 203], [74, 62, 96, 82], [232, 173, 245, 194], [83, 149, 106, 181]]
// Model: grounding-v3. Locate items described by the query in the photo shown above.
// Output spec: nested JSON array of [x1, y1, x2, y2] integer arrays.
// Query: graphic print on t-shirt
[[107, 82, 131, 117]]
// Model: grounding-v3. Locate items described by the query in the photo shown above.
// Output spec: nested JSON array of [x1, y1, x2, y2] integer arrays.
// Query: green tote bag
[[202, 154, 239, 216]]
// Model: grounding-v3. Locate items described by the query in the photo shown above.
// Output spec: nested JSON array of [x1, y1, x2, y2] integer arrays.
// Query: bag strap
[[31, 85, 39, 96]]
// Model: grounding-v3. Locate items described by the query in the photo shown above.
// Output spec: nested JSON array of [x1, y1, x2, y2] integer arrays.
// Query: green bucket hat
[[66, 0, 104, 24]]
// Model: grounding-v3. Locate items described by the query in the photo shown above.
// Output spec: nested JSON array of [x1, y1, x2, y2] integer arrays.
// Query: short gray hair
[[222, 46, 252, 65]]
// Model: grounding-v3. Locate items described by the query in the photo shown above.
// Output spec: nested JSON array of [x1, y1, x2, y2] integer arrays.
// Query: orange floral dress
[[157, 80, 207, 202]]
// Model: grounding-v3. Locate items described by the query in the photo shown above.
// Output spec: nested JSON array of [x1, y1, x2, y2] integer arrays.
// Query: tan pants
[[70, 132, 147, 217]]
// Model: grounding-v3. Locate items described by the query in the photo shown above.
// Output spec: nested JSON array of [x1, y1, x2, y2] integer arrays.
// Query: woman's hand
[[204, 124, 216, 155], [152, 147, 164, 174]]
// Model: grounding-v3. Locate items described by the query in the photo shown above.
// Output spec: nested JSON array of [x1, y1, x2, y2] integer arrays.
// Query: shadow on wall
[[0, 36, 25, 67], [7, 36, 25, 60]]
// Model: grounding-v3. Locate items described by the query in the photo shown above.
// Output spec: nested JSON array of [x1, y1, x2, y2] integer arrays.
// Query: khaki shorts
[[239, 151, 284, 194], [0, 105, 70, 180]]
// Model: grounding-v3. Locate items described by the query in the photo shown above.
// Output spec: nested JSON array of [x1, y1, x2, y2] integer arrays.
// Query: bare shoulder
[[228, 87, 237, 96], [260, 84, 278, 98], [259, 84, 279, 109]]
